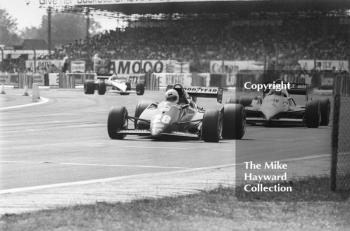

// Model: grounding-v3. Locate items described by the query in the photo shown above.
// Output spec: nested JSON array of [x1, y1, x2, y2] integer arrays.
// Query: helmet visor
[[167, 94, 178, 102]]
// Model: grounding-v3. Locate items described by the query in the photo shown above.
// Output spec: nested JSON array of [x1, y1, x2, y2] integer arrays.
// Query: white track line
[[0, 160, 189, 170], [0, 144, 189, 151], [0, 97, 49, 110], [0, 120, 85, 127], [0, 153, 336, 195]]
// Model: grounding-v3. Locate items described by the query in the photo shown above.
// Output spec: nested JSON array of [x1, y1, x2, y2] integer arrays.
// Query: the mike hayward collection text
[[243, 161, 293, 192]]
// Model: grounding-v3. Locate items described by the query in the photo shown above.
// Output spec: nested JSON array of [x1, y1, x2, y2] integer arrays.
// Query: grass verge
[[1, 175, 349, 231]]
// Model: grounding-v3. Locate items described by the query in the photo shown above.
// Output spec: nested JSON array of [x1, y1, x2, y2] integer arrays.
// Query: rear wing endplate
[[184, 87, 223, 103]]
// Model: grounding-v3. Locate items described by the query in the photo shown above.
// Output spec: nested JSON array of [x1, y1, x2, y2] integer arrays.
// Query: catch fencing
[[331, 73, 350, 191]]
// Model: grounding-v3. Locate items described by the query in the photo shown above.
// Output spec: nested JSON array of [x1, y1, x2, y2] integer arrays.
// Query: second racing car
[[107, 84, 246, 142], [84, 75, 145, 96], [228, 82, 330, 128]]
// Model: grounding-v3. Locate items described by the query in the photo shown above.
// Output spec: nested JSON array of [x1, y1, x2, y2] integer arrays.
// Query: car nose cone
[[151, 126, 163, 136], [150, 120, 165, 137], [261, 104, 280, 120]]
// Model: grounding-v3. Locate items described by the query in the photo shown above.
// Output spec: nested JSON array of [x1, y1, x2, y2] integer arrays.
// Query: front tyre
[[107, 106, 128, 139], [98, 81, 106, 95], [222, 104, 246, 139], [126, 82, 132, 91], [304, 101, 320, 128], [136, 83, 145, 95], [201, 109, 222, 142], [84, 81, 95, 94]]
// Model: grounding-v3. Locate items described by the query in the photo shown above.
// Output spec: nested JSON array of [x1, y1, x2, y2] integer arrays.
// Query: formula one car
[[84, 75, 145, 95], [107, 84, 246, 142], [228, 83, 330, 128]]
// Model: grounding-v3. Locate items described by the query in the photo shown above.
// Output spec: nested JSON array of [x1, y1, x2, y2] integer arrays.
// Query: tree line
[[0, 8, 101, 47]]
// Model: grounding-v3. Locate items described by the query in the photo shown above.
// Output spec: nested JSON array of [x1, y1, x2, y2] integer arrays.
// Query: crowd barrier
[[0, 71, 346, 90], [0, 73, 46, 88]]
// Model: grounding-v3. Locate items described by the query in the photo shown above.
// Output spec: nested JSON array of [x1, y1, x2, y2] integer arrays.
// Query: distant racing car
[[107, 84, 246, 142], [228, 83, 330, 128], [84, 75, 145, 95]]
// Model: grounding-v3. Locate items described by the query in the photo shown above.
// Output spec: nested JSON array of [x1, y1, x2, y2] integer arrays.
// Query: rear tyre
[[222, 104, 246, 139], [97, 81, 106, 95], [107, 106, 128, 139], [319, 98, 330, 126], [201, 109, 222, 142], [84, 81, 95, 94], [134, 101, 151, 129], [136, 83, 145, 95], [304, 101, 320, 128]]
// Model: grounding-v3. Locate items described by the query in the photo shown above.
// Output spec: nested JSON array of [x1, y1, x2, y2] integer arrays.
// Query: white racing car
[[229, 83, 330, 128], [84, 75, 145, 95]]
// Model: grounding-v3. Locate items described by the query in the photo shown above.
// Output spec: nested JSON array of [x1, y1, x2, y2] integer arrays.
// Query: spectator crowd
[[1, 15, 349, 73]]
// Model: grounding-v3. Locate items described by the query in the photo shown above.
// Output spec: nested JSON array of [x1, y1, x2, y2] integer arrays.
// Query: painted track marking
[[0, 153, 336, 195], [0, 160, 189, 170], [0, 97, 49, 110]]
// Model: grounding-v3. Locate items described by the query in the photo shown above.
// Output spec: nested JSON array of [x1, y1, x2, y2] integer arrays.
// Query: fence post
[[331, 76, 341, 191]]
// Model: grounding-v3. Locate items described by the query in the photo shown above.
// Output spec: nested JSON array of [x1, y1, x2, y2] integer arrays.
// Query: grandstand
[[50, 1, 349, 73], [1, 0, 349, 88]]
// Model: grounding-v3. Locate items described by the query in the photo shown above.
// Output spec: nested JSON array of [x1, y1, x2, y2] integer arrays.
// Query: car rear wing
[[288, 83, 310, 95], [184, 87, 223, 103], [96, 75, 112, 80]]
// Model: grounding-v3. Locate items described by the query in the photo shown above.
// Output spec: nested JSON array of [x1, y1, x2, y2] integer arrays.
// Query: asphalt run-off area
[[0, 88, 331, 213]]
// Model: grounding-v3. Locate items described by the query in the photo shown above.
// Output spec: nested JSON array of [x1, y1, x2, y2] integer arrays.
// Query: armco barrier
[[18, 73, 32, 88], [0, 73, 45, 88], [145, 72, 159, 91], [0, 72, 92, 89], [59, 73, 75, 88], [66, 73, 95, 86]]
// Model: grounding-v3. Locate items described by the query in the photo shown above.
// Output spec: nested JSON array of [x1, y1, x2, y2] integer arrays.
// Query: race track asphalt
[[0, 89, 331, 190]]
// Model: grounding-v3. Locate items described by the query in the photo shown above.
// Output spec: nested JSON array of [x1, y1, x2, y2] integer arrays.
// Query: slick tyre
[[97, 81, 106, 95], [201, 109, 222, 142], [107, 106, 128, 139], [319, 98, 330, 126], [222, 104, 246, 139], [304, 101, 320, 128], [134, 101, 151, 129], [136, 83, 145, 95], [84, 81, 95, 94]]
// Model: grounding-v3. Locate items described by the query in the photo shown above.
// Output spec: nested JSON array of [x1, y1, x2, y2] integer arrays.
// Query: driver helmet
[[165, 89, 179, 104]]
